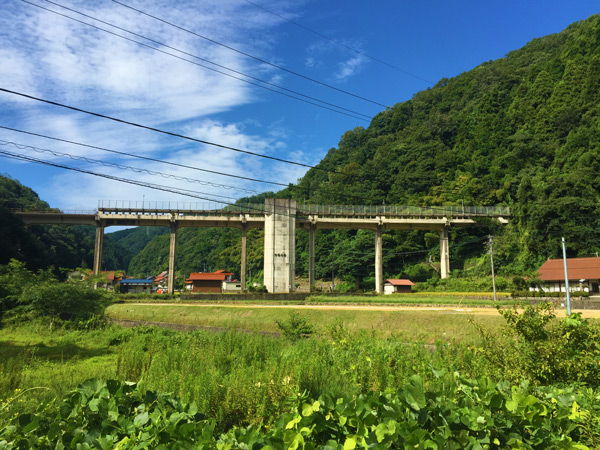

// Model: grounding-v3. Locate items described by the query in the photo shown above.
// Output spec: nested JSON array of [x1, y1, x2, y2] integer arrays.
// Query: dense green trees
[[0, 175, 163, 275], [290, 14, 600, 277], [0, 259, 109, 325]]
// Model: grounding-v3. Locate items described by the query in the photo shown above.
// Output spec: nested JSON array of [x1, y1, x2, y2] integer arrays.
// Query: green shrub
[[247, 284, 268, 293], [402, 263, 438, 282], [511, 290, 590, 298], [2, 375, 596, 449], [0, 260, 54, 319], [417, 275, 514, 293], [473, 302, 600, 386], [275, 311, 316, 341], [18, 281, 110, 328]]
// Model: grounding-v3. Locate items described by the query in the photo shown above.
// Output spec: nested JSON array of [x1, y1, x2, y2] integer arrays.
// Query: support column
[[375, 225, 383, 293], [263, 198, 296, 293], [241, 223, 247, 292], [308, 223, 316, 292], [93, 221, 104, 277], [439, 226, 450, 279], [168, 221, 178, 294]]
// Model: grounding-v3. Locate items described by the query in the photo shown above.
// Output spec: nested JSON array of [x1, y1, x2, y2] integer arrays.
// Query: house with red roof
[[154, 271, 168, 288], [383, 279, 415, 294], [535, 257, 600, 294], [99, 271, 123, 291], [185, 270, 235, 293]]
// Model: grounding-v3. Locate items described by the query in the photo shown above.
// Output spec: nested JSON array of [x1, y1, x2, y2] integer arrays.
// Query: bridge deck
[[96, 201, 510, 218], [15, 202, 509, 229]]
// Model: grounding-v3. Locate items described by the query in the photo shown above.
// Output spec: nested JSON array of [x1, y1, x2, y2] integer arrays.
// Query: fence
[[297, 204, 510, 217], [97, 200, 510, 218]]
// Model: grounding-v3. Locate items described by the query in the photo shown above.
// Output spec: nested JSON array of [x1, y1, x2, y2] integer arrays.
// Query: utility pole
[[562, 237, 571, 315], [489, 235, 497, 302], [331, 248, 336, 291]]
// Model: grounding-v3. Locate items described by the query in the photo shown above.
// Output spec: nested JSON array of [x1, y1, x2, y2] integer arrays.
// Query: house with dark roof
[[383, 279, 415, 294], [185, 270, 234, 293], [535, 257, 600, 294], [119, 278, 154, 294]]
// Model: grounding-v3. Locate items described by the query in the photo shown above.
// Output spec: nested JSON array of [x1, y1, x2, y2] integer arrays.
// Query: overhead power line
[[0, 149, 300, 217], [25, 0, 372, 122], [0, 150, 259, 207], [242, 0, 434, 85], [0, 139, 260, 195], [0, 125, 288, 187], [0, 88, 332, 172], [110, 0, 390, 109]]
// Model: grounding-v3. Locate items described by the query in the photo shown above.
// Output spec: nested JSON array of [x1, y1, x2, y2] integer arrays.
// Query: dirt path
[[124, 302, 600, 318]]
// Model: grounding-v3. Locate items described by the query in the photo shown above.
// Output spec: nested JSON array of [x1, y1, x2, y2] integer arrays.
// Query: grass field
[[0, 324, 120, 416], [306, 293, 516, 305], [2, 302, 599, 446], [105, 302, 505, 343]]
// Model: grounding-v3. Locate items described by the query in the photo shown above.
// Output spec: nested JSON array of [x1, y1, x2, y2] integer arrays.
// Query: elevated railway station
[[15, 199, 510, 294]]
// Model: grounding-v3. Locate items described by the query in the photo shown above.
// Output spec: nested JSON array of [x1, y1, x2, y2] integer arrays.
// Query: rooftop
[[538, 257, 600, 281], [385, 279, 415, 286], [186, 271, 234, 282]]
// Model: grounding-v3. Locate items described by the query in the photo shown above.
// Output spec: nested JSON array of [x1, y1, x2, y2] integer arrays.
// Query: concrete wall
[[223, 281, 242, 292], [264, 199, 296, 293]]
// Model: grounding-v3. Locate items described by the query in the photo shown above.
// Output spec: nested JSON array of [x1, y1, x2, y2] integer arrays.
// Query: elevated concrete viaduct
[[16, 199, 509, 294]]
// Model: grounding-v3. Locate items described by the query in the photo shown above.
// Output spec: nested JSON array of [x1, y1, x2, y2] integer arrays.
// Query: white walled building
[[534, 257, 600, 294]]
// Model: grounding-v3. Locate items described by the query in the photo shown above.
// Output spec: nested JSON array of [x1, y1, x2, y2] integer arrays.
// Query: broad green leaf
[[286, 414, 302, 429], [403, 375, 426, 411], [375, 423, 388, 442], [134, 412, 149, 427], [302, 403, 314, 417], [343, 437, 356, 450]]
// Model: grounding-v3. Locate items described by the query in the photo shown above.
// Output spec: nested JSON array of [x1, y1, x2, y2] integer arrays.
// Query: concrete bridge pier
[[93, 220, 104, 277], [308, 222, 316, 292], [375, 224, 383, 293], [264, 198, 296, 293], [439, 226, 450, 279], [241, 222, 247, 291], [168, 221, 178, 294]]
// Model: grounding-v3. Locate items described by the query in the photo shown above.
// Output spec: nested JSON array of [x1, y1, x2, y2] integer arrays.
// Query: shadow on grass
[[0, 341, 112, 362]]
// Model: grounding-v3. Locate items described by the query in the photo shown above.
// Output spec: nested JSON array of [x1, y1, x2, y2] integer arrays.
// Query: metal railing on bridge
[[97, 200, 267, 215], [297, 204, 510, 217], [97, 201, 509, 218], [12, 208, 97, 215]]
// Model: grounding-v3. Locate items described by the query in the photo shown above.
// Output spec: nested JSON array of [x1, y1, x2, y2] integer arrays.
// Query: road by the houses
[[129, 302, 600, 318]]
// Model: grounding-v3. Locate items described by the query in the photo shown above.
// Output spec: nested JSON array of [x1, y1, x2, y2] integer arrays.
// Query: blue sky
[[1, 0, 598, 211]]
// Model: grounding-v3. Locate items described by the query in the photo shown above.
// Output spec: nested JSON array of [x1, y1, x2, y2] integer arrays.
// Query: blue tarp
[[120, 279, 153, 284]]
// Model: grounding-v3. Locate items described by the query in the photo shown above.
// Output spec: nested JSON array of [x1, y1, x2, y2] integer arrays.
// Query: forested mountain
[[0, 175, 160, 274], [4, 15, 600, 284], [130, 14, 600, 283], [299, 14, 600, 274], [0, 175, 95, 272]]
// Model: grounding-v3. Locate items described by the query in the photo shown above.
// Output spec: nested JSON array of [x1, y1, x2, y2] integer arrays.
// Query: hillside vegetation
[[0, 175, 161, 274], [131, 15, 600, 282]]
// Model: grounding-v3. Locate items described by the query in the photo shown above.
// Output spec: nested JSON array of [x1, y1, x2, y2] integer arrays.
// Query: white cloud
[[40, 117, 300, 210], [303, 38, 368, 82], [0, 0, 325, 211], [334, 54, 367, 82]]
